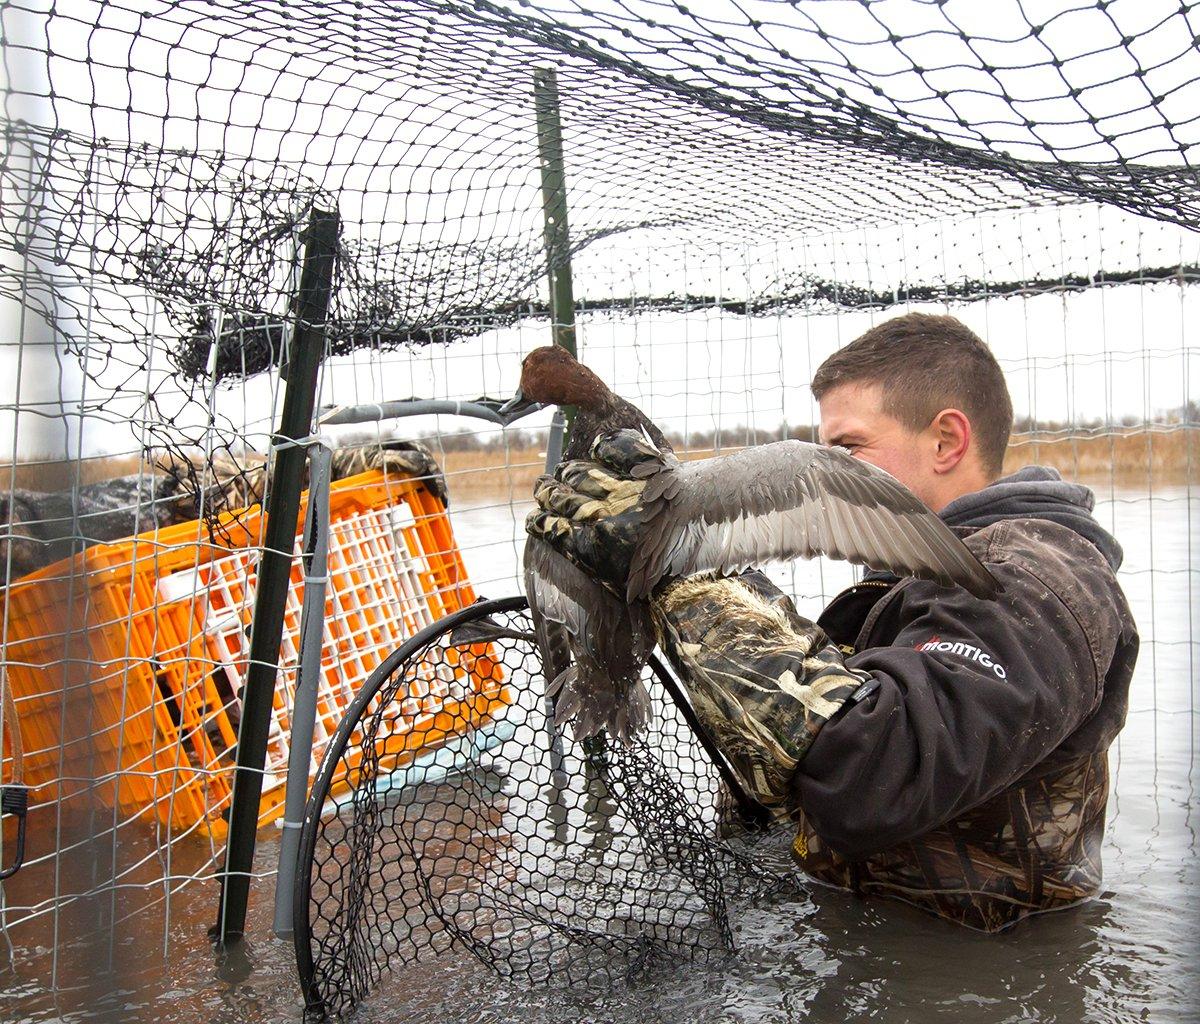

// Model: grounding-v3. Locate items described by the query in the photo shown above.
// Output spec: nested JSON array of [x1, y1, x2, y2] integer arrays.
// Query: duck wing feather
[[627, 440, 1000, 600]]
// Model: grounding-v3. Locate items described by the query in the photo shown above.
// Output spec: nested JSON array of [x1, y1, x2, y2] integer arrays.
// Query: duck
[[504, 345, 999, 744], [499, 344, 669, 462], [502, 347, 689, 742]]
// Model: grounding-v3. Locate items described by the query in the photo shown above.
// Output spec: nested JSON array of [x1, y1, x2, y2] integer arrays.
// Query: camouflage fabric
[[525, 430, 661, 594], [651, 573, 871, 809], [790, 751, 1109, 932], [0, 477, 195, 580], [653, 566, 1116, 933], [326, 439, 450, 507], [151, 438, 450, 520]]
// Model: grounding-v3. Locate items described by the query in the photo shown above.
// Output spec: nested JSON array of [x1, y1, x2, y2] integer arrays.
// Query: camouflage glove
[[651, 571, 876, 810], [525, 428, 661, 594]]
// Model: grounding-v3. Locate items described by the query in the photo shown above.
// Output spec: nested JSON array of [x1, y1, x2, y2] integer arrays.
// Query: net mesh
[[4, 0, 1196, 574], [4, 0, 1197, 397], [0, 0, 1197, 1015], [296, 596, 795, 1018]]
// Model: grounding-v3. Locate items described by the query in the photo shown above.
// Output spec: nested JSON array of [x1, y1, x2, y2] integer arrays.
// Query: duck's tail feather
[[525, 532, 656, 744], [547, 665, 584, 726], [552, 660, 651, 746], [546, 664, 576, 701], [621, 677, 651, 743]]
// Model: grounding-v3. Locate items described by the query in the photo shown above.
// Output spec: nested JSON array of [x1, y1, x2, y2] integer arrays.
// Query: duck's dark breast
[[563, 400, 670, 461]]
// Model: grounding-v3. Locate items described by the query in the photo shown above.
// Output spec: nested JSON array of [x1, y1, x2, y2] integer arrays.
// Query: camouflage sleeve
[[650, 572, 875, 809]]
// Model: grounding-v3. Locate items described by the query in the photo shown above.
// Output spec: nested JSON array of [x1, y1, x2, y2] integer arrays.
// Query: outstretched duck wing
[[626, 440, 1000, 601]]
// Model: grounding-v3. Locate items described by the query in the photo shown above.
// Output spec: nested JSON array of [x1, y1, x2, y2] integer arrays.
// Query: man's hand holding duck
[[525, 429, 661, 597]]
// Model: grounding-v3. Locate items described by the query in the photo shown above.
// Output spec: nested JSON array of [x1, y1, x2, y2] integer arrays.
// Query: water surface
[[1, 485, 1196, 1023]]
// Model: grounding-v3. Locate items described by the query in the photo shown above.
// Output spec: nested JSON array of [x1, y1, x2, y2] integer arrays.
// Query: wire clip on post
[[0, 785, 29, 880]]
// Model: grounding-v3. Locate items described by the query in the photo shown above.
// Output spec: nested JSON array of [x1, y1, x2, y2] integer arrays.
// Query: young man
[[528, 312, 1138, 931]]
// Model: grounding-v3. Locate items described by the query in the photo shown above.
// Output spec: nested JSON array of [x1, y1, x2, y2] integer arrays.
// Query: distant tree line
[[1012, 400, 1199, 435], [419, 401, 1198, 453]]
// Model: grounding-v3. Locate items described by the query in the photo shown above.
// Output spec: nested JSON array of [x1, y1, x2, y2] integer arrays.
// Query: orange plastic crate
[[0, 469, 507, 842]]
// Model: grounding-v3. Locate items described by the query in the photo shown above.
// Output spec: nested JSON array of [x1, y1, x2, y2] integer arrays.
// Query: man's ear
[[929, 408, 972, 475]]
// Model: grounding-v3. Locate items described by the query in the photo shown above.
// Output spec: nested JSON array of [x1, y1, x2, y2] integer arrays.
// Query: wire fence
[[0, 0, 1197, 1018], [1, 213, 1194, 1005]]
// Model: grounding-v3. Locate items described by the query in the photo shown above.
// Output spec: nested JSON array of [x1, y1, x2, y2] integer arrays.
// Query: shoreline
[[2, 427, 1194, 503], [438, 428, 1197, 502]]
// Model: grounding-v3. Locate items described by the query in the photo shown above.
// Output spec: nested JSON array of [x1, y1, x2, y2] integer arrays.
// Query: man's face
[[818, 381, 942, 508]]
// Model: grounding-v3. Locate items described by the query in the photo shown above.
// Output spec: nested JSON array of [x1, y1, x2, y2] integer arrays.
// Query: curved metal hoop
[[293, 595, 529, 1013], [292, 593, 772, 1017]]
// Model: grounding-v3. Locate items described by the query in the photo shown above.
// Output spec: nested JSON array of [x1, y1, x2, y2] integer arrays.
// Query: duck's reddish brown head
[[516, 346, 613, 411]]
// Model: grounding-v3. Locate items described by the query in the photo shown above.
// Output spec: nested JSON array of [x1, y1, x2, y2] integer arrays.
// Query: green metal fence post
[[534, 67, 578, 446], [215, 205, 339, 949], [534, 68, 610, 763]]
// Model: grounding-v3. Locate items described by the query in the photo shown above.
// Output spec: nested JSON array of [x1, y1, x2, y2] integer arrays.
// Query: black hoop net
[[294, 596, 796, 1019]]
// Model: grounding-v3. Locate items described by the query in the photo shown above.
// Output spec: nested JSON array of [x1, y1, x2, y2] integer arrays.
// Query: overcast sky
[[1, 0, 1196, 461]]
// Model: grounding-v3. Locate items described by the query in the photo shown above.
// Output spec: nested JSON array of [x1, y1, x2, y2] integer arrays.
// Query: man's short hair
[[811, 313, 1013, 478]]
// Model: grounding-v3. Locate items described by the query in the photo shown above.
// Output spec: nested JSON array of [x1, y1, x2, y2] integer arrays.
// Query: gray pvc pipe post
[[320, 398, 504, 427], [272, 442, 332, 939]]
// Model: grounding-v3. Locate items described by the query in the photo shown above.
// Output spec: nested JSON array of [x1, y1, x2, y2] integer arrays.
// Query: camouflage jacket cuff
[[651, 573, 872, 809]]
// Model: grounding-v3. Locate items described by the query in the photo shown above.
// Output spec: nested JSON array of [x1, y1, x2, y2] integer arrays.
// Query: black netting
[[4, 0, 1198, 390], [3, 0, 1198, 1004], [295, 596, 796, 1019]]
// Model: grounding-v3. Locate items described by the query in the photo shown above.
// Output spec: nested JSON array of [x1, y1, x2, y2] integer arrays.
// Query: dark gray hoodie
[[939, 465, 1123, 570], [806, 466, 1139, 862]]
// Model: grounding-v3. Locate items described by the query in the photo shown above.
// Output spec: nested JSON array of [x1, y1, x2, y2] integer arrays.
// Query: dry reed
[[0, 455, 144, 492], [1002, 427, 1197, 486], [3, 428, 1193, 509]]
